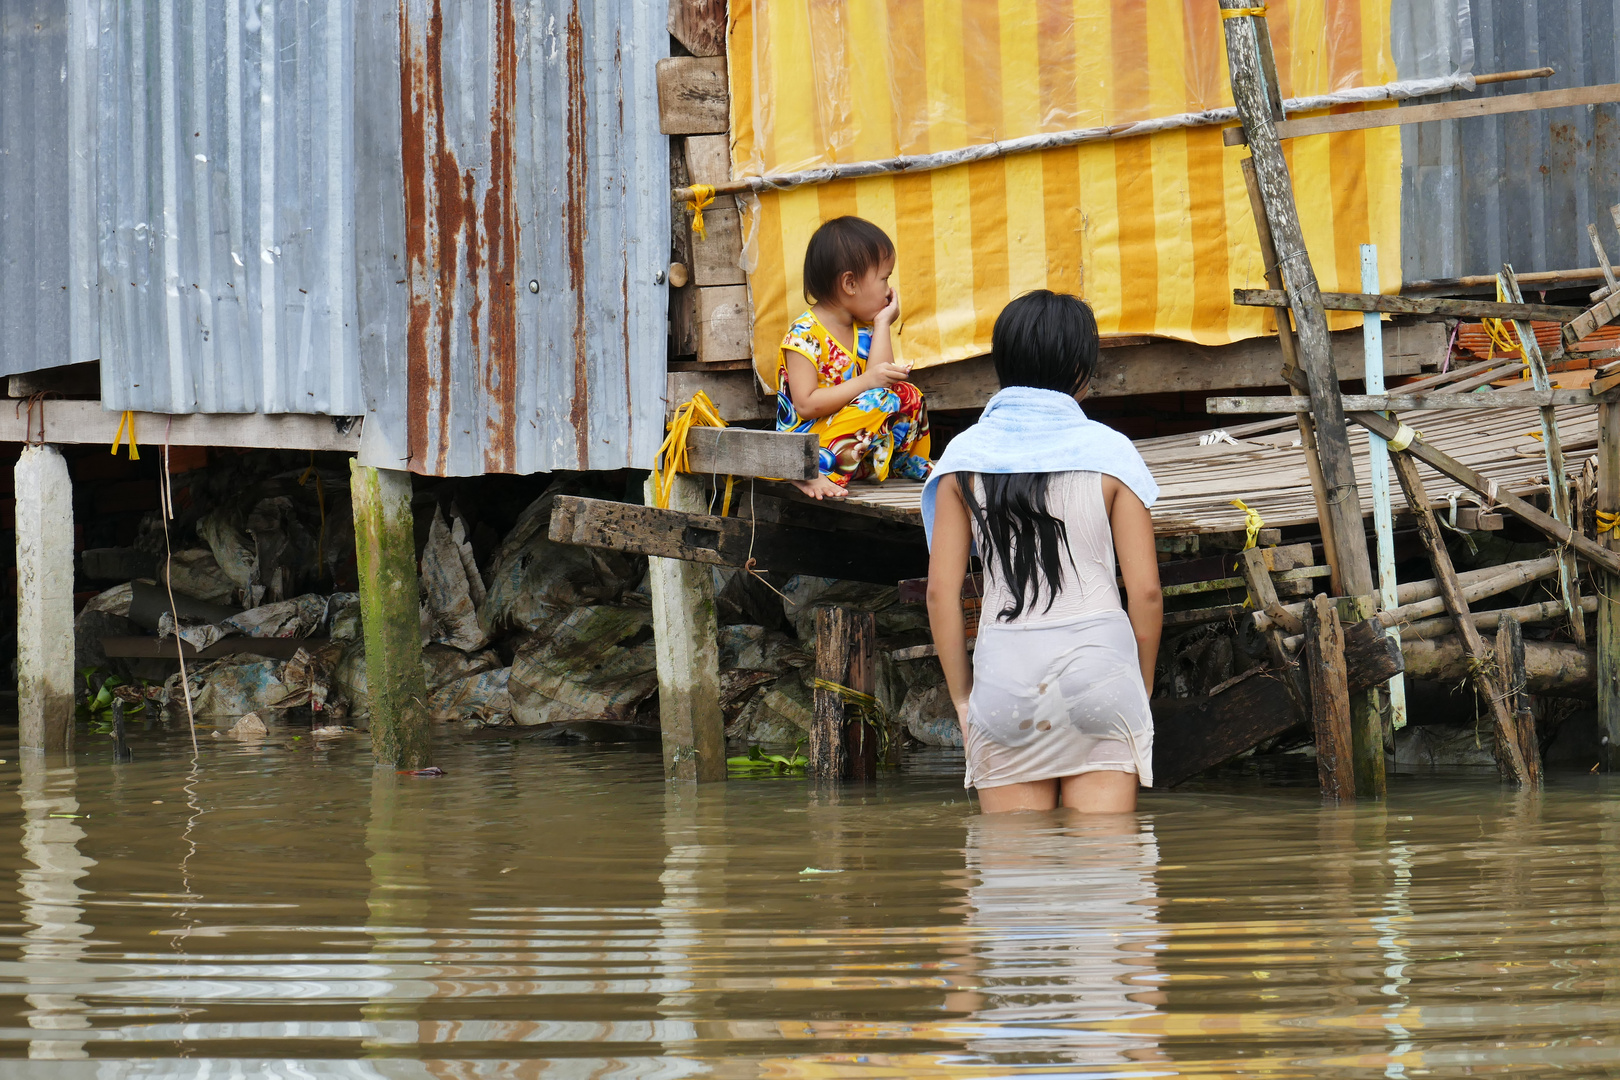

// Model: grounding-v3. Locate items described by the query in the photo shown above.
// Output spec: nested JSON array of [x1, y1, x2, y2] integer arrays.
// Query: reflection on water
[[0, 733, 1618, 1074]]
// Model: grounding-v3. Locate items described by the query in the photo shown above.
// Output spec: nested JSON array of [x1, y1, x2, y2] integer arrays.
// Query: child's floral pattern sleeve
[[781, 313, 822, 365]]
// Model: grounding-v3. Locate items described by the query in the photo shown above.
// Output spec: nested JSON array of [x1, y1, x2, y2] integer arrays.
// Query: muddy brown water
[[1, 728, 1619, 1076]]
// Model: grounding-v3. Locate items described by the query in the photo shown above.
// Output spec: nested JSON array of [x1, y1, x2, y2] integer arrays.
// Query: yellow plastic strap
[[1599, 510, 1620, 535], [1220, 6, 1267, 17], [110, 410, 139, 460], [654, 390, 728, 509], [687, 184, 716, 241], [1230, 498, 1263, 550], [1387, 423, 1420, 452], [721, 474, 736, 518]]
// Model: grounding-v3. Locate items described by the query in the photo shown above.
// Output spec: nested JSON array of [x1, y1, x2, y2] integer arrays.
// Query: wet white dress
[[964, 470, 1154, 789]]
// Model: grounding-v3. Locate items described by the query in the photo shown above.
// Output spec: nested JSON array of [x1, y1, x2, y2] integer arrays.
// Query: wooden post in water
[[1338, 593, 1385, 795], [1496, 613, 1541, 785], [351, 462, 432, 770], [811, 607, 877, 781], [1389, 451, 1532, 785], [1600, 402, 1620, 768], [644, 474, 726, 783], [16, 445, 75, 752], [1304, 595, 1355, 801], [1220, 2, 1375, 599]]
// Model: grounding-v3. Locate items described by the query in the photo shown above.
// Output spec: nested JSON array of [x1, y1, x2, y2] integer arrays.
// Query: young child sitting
[[775, 216, 932, 500]]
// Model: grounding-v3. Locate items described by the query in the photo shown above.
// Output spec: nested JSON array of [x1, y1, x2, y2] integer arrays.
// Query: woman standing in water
[[922, 291, 1162, 813]]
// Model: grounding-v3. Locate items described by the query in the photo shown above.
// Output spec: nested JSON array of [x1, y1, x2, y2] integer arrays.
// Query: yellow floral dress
[[776, 310, 932, 486]]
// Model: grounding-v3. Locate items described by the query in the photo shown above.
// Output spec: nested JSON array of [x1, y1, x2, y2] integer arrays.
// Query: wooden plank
[[1389, 449, 1531, 785], [548, 495, 928, 585], [1223, 81, 1620, 144], [645, 475, 725, 782], [1151, 671, 1298, 788], [845, 611, 879, 781], [657, 56, 729, 135], [1350, 411, 1620, 576], [696, 285, 753, 363], [671, 322, 1442, 422], [1234, 288, 1584, 323], [1209, 390, 1605, 413], [1337, 593, 1384, 797], [680, 426, 817, 479], [668, 0, 727, 57], [1562, 286, 1620, 350], [1304, 595, 1355, 801], [1497, 611, 1543, 786], [690, 206, 746, 287], [0, 400, 360, 450], [684, 133, 733, 186]]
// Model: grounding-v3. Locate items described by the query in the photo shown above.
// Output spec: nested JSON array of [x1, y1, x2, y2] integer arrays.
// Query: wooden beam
[[689, 206, 746, 287], [1497, 612, 1543, 785], [672, 323, 1443, 422], [0, 400, 360, 450], [548, 495, 927, 585], [1304, 595, 1355, 800], [1350, 410, 1620, 576], [1402, 636, 1594, 697], [1210, 390, 1607, 413], [657, 56, 729, 135], [668, 0, 726, 57], [1234, 288, 1584, 323], [1224, 81, 1620, 145], [1389, 450, 1531, 785], [680, 427, 818, 480], [1562, 286, 1620, 350]]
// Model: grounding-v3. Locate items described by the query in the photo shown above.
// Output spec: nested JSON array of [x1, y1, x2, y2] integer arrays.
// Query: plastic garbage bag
[[421, 506, 490, 652], [327, 593, 361, 642], [430, 667, 512, 723], [196, 509, 261, 608], [161, 549, 238, 606], [509, 606, 658, 726], [421, 643, 502, 692], [221, 594, 329, 639], [183, 655, 291, 719], [156, 611, 227, 652]]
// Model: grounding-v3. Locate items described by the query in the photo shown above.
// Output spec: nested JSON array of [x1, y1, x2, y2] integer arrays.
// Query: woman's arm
[[926, 474, 975, 733], [1106, 478, 1162, 695]]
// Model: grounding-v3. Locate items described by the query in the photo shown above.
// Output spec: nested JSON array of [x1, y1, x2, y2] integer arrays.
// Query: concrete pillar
[[16, 446, 75, 752], [644, 474, 725, 782], [350, 462, 431, 769]]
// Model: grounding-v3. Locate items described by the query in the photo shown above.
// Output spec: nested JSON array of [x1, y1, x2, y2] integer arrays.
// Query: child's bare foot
[[789, 476, 848, 500]]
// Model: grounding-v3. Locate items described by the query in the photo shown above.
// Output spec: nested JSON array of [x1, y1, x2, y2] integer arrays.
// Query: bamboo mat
[[842, 405, 1597, 535]]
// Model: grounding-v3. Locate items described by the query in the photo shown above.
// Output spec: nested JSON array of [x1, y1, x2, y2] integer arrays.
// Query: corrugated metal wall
[[45, 0, 667, 476], [0, 1, 70, 378], [70, 0, 364, 416], [1395, 0, 1620, 282]]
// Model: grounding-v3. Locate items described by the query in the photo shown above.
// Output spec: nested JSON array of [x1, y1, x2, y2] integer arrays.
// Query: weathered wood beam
[[1497, 612, 1543, 785], [1262, 554, 1561, 632], [548, 495, 927, 585], [656, 56, 728, 135], [1224, 81, 1620, 145], [1235, 288, 1584, 323], [673, 323, 1443, 423], [1389, 450, 1531, 785], [1221, 1, 1375, 597], [1400, 594, 1596, 642], [0, 400, 360, 451], [1562, 284, 1620, 350], [668, 0, 726, 57], [812, 607, 877, 783], [1350, 411, 1620, 576], [680, 427, 818, 480], [1304, 596, 1355, 800], [1211, 390, 1607, 413], [1403, 635, 1593, 697]]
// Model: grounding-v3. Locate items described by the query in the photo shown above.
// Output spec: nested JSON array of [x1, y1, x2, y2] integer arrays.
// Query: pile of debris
[[72, 467, 962, 746]]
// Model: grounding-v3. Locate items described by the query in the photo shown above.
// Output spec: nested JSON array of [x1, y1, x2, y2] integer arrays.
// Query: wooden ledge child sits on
[[774, 216, 933, 500]]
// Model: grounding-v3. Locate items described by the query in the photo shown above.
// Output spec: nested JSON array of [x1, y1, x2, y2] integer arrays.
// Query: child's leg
[[885, 382, 933, 480]]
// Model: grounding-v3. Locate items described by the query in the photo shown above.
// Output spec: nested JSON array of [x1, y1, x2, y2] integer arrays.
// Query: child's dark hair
[[959, 291, 1099, 621], [990, 289, 1099, 396], [802, 216, 895, 304]]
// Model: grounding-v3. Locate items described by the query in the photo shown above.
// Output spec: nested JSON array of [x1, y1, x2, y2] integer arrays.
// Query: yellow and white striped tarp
[[730, 0, 1403, 387]]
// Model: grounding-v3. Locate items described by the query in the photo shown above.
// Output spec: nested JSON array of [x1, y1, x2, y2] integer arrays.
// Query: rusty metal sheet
[[385, 0, 669, 476]]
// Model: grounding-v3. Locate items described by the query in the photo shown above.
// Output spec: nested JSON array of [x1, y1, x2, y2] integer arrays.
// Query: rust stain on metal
[[565, 0, 591, 466], [400, 0, 522, 476]]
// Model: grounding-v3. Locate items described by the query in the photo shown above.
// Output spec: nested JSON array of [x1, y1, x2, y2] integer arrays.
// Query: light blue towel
[[921, 385, 1159, 545]]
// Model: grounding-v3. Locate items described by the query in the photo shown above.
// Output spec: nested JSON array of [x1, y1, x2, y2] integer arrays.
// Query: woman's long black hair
[[960, 290, 1101, 622]]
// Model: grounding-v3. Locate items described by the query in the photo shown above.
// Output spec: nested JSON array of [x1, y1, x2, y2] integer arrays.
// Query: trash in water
[[798, 867, 842, 875], [225, 713, 268, 739], [404, 766, 446, 778]]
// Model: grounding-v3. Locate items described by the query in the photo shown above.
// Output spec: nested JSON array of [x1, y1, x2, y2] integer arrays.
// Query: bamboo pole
[[1220, 1, 1375, 598], [1389, 450, 1532, 786]]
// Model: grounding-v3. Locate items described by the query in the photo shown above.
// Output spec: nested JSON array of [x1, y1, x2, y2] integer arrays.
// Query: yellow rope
[[1220, 5, 1267, 17], [1231, 498, 1264, 550], [1599, 510, 1619, 536], [110, 410, 139, 460], [654, 391, 728, 510], [687, 184, 716, 241], [1482, 278, 1525, 364]]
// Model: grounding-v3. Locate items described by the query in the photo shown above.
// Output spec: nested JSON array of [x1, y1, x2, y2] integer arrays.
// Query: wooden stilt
[[1501, 264, 1585, 644], [1496, 613, 1541, 785], [644, 474, 726, 783], [1597, 402, 1620, 768], [1389, 451, 1532, 785], [1241, 157, 1342, 594], [1221, 3, 1375, 598], [16, 445, 75, 752], [811, 607, 876, 782], [1338, 593, 1386, 796], [350, 462, 432, 769], [1238, 548, 1307, 718], [1304, 595, 1355, 801]]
